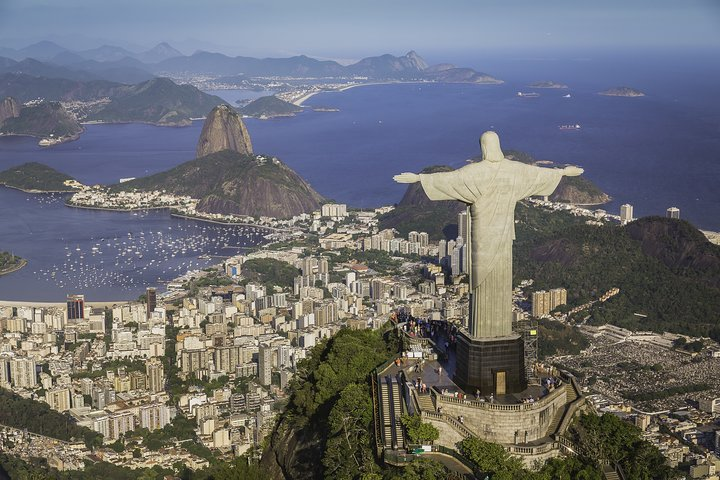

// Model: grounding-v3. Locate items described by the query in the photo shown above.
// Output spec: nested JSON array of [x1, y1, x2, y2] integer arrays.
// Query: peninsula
[[0, 251, 26, 276], [0, 162, 79, 193]]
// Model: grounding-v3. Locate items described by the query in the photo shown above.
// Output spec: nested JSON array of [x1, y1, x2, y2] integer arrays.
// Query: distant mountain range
[[0, 41, 502, 84]]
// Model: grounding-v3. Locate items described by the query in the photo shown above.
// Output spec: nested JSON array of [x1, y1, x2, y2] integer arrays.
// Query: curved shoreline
[[0, 258, 27, 277], [0, 184, 75, 194], [65, 202, 172, 213], [64, 201, 285, 231]]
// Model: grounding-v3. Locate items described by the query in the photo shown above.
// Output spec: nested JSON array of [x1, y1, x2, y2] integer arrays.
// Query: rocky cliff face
[[550, 176, 611, 205], [196, 104, 252, 157], [0, 97, 20, 126]]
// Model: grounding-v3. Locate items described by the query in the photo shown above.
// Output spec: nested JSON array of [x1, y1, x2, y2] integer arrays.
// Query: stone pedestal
[[454, 331, 526, 395]]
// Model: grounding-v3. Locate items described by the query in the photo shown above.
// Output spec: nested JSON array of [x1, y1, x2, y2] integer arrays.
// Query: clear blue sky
[[1, 0, 719, 59]]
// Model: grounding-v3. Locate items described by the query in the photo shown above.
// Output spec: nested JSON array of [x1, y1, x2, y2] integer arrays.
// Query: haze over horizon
[[1, 0, 719, 63]]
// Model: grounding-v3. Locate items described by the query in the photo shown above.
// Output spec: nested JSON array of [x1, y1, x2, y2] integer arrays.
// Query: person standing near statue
[[394, 131, 582, 339]]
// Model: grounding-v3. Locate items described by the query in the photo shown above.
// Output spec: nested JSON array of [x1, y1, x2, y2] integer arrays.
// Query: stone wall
[[434, 387, 567, 444]]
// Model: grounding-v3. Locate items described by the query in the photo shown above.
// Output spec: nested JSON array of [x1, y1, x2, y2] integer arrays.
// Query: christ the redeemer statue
[[394, 131, 582, 339]]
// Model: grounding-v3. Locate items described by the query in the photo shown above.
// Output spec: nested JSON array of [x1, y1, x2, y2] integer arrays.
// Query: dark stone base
[[453, 332, 526, 395]]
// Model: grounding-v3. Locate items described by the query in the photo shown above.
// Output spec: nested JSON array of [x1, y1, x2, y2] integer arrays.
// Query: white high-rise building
[[146, 358, 164, 393], [620, 204, 634, 225], [667, 207, 680, 219], [10, 357, 36, 388]]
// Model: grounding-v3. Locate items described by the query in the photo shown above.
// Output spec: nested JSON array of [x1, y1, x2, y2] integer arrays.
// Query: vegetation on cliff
[[241, 95, 303, 118], [0, 101, 82, 138], [239, 258, 300, 291], [456, 412, 678, 480], [262, 328, 398, 479], [0, 162, 76, 192], [115, 150, 324, 218], [514, 213, 720, 337], [0, 388, 102, 449]]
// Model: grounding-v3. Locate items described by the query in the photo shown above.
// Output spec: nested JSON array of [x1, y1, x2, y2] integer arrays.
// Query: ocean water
[[1, 49, 719, 301]]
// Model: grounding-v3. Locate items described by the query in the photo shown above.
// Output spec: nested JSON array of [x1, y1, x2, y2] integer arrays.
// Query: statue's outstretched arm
[[393, 172, 420, 184], [562, 166, 584, 176]]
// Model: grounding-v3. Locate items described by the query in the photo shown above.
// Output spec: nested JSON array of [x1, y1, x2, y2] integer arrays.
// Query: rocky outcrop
[[0, 97, 20, 126], [196, 104, 252, 157], [116, 150, 324, 219], [550, 176, 611, 205]]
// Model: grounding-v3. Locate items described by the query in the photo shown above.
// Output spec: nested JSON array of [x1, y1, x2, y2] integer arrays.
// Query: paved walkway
[[421, 452, 473, 475]]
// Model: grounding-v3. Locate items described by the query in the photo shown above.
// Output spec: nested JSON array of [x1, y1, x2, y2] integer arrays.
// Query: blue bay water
[[1, 51, 719, 301]]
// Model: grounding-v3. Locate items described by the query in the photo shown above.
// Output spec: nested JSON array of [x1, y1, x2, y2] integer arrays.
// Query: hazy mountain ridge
[[87, 77, 224, 126]]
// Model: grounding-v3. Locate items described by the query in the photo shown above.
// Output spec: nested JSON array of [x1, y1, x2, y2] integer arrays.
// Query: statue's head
[[480, 131, 504, 163]]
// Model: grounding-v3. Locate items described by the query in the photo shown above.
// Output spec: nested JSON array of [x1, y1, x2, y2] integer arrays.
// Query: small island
[[0, 162, 80, 193], [240, 95, 304, 118], [0, 251, 26, 276], [529, 81, 569, 89], [599, 86, 645, 97]]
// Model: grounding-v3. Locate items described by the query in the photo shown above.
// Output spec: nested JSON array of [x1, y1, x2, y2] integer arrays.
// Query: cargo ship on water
[[517, 92, 539, 98], [559, 124, 581, 130]]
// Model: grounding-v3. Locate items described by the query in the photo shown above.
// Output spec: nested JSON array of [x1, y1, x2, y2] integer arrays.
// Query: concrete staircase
[[546, 383, 579, 438], [416, 393, 435, 412], [603, 465, 620, 480]]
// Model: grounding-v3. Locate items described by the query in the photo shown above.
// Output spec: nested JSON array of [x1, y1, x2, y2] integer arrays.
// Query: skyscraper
[[620, 204, 634, 225], [531, 290, 551, 317], [146, 358, 164, 393], [66, 294, 84, 321], [458, 210, 468, 243], [146, 287, 157, 319], [258, 344, 272, 386], [667, 207, 680, 219]]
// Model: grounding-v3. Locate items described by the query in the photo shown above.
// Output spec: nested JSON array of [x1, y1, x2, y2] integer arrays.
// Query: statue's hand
[[563, 166, 584, 177], [393, 173, 420, 184]]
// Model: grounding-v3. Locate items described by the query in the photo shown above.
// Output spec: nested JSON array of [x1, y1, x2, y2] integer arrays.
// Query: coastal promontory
[[0, 162, 78, 192], [0, 101, 83, 143]]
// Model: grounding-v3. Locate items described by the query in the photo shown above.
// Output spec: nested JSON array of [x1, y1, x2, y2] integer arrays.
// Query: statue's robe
[[419, 159, 563, 338]]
